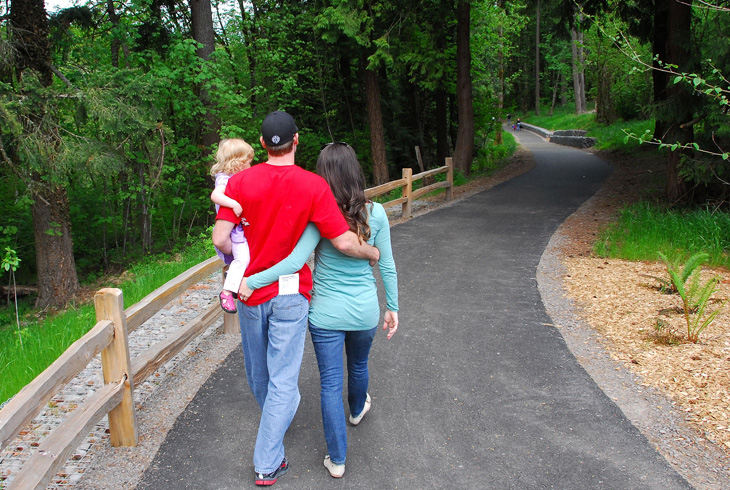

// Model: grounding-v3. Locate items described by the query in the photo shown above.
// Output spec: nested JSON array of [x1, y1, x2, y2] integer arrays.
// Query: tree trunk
[[435, 25, 449, 166], [652, 1, 670, 139], [11, 0, 80, 307], [364, 67, 389, 185], [578, 24, 586, 112], [436, 87, 449, 167], [106, 0, 130, 68], [453, 0, 474, 176], [10, 0, 52, 85], [595, 64, 615, 124], [495, 0, 505, 146], [240, 0, 259, 116], [412, 88, 431, 169], [534, 0, 541, 116], [137, 160, 153, 252], [595, 45, 616, 124], [190, 0, 220, 150], [662, 0, 694, 202], [571, 22, 586, 114], [31, 185, 80, 308], [549, 72, 560, 116]]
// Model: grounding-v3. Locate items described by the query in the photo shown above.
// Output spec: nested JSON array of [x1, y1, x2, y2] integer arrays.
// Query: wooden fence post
[[401, 167, 413, 218], [445, 157, 454, 201], [94, 288, 138, 447], [414, 146, 425, 174], [222, 265, 239, 335]]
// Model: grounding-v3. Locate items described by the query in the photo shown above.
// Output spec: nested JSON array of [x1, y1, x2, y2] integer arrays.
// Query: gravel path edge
[[74, 326, 242, 490]]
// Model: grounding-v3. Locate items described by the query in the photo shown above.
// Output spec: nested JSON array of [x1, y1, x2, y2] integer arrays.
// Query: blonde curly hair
[[209, 138, 255, 177]]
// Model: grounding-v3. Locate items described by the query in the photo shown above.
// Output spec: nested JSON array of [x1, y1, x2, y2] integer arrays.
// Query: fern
[[658, 251, 709, 288], [659, 251, 726, 343]]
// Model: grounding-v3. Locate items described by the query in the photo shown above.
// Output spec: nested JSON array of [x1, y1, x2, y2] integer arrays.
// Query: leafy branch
[[623, 128, 729, 162], [583, 5, 730, 162]]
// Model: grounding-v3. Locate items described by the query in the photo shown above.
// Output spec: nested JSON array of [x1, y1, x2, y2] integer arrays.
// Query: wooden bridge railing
[[0, 158, 454, 489]]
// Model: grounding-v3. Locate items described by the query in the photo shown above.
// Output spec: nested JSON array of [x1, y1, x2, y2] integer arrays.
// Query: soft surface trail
[[139, 129, 690, 489]]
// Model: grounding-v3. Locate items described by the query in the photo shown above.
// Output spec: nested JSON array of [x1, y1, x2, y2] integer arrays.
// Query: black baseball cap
[[261, 111, 298, 147]]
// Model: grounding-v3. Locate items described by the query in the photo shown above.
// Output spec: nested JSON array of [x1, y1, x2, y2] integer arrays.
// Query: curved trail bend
[[139, 129, 690, 489]]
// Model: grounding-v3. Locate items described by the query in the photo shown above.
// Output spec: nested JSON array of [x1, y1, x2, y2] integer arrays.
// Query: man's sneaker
[[348, 393, 371, 426], [255, 458, 289, 486], [219, 291, 237, 313], [323, 455, 345, 478]]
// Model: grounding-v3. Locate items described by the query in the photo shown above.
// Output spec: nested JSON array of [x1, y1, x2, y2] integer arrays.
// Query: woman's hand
[[239, 277, 254, 301], [382, 310, 398, 339]]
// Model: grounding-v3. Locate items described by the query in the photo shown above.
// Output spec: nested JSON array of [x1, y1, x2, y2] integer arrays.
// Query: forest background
[[1, 1, 729, 314]]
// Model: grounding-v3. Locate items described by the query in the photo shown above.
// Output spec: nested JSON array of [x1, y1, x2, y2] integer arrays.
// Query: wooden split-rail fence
[[0, 157, 453, 490]]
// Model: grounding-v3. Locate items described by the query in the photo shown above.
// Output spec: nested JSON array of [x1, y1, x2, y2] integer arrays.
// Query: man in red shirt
[[212, 111, 379, 486]]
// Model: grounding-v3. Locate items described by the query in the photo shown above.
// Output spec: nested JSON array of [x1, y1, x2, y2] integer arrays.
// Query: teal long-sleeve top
[[246, 202, 398, 330]]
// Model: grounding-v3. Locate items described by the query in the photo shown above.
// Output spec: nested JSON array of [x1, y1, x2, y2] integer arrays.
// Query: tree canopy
[[1, 0, 729, 306]]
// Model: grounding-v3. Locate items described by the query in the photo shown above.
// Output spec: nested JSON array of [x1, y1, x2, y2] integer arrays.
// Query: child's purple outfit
[[215, 172, 250, 294]]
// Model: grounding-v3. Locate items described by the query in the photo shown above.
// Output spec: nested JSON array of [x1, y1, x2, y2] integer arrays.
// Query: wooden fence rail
[[0, 256, 233, 490], [365, 157, 454, 218], [0, 159, 453, 489]]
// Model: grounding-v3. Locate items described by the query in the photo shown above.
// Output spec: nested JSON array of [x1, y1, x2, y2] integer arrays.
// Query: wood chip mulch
[[556, 150, 730, 455]]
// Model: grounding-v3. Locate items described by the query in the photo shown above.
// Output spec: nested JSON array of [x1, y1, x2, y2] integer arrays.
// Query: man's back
[[219, 163, 347, 304]]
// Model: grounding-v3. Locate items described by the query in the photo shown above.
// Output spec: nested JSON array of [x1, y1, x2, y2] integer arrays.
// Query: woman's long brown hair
[[316, 143, 371, 243]]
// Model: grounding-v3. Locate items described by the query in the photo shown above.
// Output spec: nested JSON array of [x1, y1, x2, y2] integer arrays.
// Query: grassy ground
[[594, 202, 730, 269], [372, 129, 517, 203]]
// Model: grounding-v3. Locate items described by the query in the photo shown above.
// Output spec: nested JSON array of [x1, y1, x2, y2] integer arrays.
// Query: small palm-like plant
[[659, 252, 727, 343], [3, 247, 22, 347]]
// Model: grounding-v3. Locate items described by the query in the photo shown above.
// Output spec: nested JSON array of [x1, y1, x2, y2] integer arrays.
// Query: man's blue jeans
[[238, 294, 308, 474], [309, 322, 377, 465]]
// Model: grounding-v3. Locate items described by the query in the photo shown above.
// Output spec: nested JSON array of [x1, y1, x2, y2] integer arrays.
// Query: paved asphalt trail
[[138, 129, 690, 489]]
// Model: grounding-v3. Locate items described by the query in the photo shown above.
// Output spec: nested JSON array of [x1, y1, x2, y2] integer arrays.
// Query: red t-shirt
[[216, 163, 348, 305]]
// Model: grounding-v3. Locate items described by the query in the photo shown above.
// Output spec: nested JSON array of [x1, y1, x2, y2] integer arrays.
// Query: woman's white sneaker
[[348, 393, 371, 426], [324, 455, 345, 478]]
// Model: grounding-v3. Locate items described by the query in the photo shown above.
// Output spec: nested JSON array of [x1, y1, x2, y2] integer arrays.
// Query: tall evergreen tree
[[190, 0, 220, 150], [8, 0, 79, 307], [454, 0, 474, 175], [612, 0, 698, 201]]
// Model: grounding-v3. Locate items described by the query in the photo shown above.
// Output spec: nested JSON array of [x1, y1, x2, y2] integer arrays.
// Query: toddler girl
[[210, 138, 254, 313]]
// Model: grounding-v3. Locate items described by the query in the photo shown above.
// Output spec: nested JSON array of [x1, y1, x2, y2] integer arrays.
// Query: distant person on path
[[241, 141, 399, 479], [516, 118, 522, 131], [506, 113, 511, 125], [209, 138, 254, 314], [212, 112, 380, 487]]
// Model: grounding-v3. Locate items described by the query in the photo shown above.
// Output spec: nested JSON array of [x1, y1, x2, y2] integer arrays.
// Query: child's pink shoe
[[219, 291, 237, 313]]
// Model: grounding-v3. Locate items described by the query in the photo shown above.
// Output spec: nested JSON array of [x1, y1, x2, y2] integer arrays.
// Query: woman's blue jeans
[[309, 322, 377, 465]]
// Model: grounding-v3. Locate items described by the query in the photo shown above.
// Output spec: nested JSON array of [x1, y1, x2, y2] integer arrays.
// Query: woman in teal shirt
[[241, 142, 399, 478]]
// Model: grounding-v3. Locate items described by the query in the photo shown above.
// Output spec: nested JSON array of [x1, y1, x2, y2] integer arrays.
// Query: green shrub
[[612, 72, 653, 121]]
